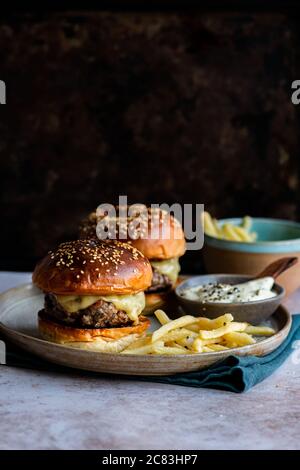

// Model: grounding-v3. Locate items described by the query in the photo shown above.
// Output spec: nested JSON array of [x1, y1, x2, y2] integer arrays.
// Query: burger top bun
[[33, 239, 153, 296], [79, 207, 186, 260], [130, 210, 186, 260]]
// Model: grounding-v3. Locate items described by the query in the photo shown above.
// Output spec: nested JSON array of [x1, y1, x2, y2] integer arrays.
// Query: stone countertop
[[0, 272, 300, 450]]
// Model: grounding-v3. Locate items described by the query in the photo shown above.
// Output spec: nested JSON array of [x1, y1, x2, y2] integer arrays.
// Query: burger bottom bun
[[52, 333, 139, 353], [38, 311, 150, 353]]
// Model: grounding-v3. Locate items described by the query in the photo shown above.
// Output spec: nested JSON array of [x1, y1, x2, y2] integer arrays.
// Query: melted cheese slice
[[56, 291, 145, 323], [150, 257, 180, 283]]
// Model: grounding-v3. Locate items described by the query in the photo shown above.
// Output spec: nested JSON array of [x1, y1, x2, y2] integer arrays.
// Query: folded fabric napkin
[[2, 315, 300, 393]]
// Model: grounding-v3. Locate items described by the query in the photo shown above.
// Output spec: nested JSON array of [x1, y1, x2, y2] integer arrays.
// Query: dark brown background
[[1, 8, 300, 271]]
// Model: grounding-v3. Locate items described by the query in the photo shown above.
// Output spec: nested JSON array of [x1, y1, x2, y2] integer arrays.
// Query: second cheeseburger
[[79, 206, 186, 311], [32, 239, 152, 352]]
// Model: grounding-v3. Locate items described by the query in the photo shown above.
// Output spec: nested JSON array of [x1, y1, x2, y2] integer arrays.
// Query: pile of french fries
[[203, 211, 257, 242], [121, 310, 275, 355]]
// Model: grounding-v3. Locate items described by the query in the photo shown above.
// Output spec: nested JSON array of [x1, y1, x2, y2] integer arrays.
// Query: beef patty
[[42, 293, 132, 329], [146, 267, 173, 293]]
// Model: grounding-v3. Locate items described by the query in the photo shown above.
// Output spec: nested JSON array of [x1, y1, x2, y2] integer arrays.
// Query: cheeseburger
[[79, 206, 186, 311], [33, 239, 152, 352]]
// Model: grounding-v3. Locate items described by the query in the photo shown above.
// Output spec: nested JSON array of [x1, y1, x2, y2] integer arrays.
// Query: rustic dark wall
[[0, 11, 299, 270]]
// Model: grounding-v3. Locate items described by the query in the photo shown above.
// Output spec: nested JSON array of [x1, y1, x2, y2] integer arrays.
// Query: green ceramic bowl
[[203, 218, 300, 296]]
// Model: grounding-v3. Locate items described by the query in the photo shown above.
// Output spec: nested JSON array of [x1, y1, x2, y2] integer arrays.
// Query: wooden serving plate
[[0, 283, 292, 376]]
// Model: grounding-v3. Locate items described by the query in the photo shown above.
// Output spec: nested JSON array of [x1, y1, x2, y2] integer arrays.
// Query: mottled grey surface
[[1, 362, 300, 450], [0, 272, 300, 450]]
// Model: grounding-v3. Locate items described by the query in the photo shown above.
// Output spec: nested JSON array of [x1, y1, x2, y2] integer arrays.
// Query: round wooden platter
[[0, 283, 292, 376]]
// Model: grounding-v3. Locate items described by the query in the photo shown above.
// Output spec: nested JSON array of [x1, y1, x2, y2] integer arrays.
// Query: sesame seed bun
[[131, 213, 185, 260], [79, 207, 186, 260], [32, 239, 153, 295], [38, 310, 150, 351]]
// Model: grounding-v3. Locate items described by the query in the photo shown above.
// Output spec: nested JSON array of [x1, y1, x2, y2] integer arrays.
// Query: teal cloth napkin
[[2, 315, 300, 393]]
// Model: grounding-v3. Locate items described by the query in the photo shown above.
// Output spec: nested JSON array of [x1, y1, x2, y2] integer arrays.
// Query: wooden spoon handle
[[254, 257, 298, 280]]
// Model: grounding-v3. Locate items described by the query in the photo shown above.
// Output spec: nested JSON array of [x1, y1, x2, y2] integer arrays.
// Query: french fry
[[152, 315, 198, 343], [222, 331, 256, 347], [245, 325, 275, 336], [192, 337, 204, 352], [202, 313, 234, 329], [167, 341, 187, 351], [177, 336, 195, 349], [153, 344, 189, 355], [185, 323, 202, 333], [123, 336, 150, 350], [154, 309, 171, 325], [162, 328, 197, 343], [202, 337, 223, 345], [122, 340, 164, 355], [187, 313, 234, 332], [199, 321, 247, 340], [232, 226, 253, 242], [203, 211, 219, 237], [223, 224, 243, 241], [212, 218, 222, 237], [208, 344, 229, 351], [121, 309, 274, 356], [192, 335, 224, 352], [203, 212, 257, 243], [241, 215, 252, 231]]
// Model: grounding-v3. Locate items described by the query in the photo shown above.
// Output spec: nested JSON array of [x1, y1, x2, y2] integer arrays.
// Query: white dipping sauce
[[181, 277, 277, 303]]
